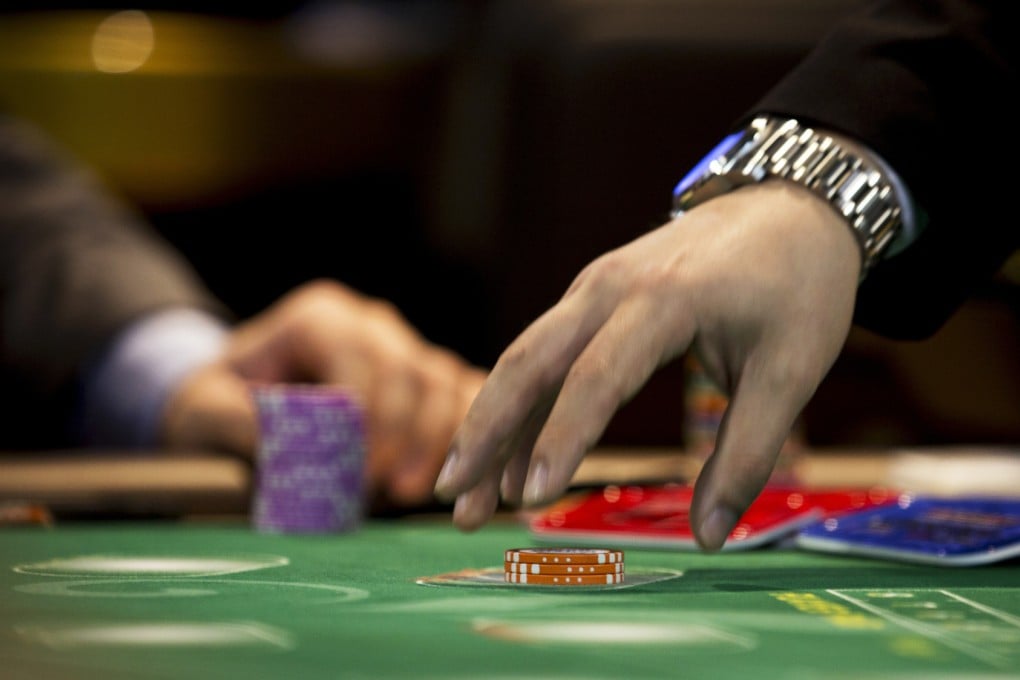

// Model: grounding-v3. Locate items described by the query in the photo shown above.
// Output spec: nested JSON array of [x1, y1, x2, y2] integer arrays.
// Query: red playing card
[[529, 483, 898, 551]]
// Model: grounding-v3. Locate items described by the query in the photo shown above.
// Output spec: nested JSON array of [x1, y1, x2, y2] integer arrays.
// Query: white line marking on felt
[[939, 590, 1020, 629], [828, 589, 1011, 668], [13, 555, 289, 577], [15, 621, 294, 650], [472, 619, 756, 648], [15, 578, 369, 604]]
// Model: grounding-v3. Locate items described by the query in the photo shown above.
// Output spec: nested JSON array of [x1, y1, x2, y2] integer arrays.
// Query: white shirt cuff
[[77, 308, 229, 447]]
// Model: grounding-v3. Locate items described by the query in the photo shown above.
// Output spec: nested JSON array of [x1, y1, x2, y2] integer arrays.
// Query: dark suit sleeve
[[0, 114, 225, 442], [751, 0, 1018, 339]]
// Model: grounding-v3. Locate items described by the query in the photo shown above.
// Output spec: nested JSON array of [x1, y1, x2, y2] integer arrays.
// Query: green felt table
[[1, 518, 1019, 679]]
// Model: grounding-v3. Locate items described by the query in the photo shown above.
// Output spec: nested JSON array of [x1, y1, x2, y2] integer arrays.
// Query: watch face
[[673, 130, 744, 199]]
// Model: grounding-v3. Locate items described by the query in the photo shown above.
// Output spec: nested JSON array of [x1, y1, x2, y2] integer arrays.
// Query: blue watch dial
[[673, 130, 743, 199]]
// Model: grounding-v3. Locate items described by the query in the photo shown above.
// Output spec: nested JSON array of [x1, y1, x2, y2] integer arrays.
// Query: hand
[[161, 279, 485, 508], [433, 181, 861, 549]]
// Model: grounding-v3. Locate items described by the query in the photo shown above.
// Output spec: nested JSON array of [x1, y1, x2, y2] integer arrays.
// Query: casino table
[[2, 515, 1020, 680]]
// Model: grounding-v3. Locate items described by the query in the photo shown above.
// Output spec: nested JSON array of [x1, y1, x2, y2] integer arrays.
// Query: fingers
[[448, 366, 509, 529], [443, 293, 694, 533], [226, 279, 488, 509], [499, 451, 531, 506], [452, 464, 502, 530], [689, 354, 813, 552], [435, 299, 612, 532], [160, 364, 258, 458], [435, 185, 863, 539], [383, 399, 452, 505], [498, 395, 557, 505], [434, 297, 611, 502], [364, 367, 420, 499], [521, 294, 695, 507], [384, 363, 469, 506], [434, 360, 560, 527]]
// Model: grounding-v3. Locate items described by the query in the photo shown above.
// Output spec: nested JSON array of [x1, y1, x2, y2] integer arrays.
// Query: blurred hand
[[161, 279, 485, 508], [433, 182, 861, 549]]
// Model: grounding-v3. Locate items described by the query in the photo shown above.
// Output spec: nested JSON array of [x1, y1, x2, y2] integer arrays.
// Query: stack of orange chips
[[504, 547, 624, 586]]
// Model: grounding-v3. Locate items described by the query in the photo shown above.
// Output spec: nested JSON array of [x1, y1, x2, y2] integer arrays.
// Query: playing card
[[530, 483, 897, 551], [795, 495, 1020, 566]]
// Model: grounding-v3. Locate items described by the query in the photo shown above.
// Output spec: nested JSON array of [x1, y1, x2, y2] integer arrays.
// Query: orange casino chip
[[505, 547, 624, 566], [504, 561, 623, 575], [504, 571, 625, 586]]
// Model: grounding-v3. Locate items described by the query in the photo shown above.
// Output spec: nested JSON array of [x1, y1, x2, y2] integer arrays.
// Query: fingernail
[[523, 460, 548, 506], [499, 470, 512, 501], [699, 506, 739, 551], [434, 449, 459, 493]]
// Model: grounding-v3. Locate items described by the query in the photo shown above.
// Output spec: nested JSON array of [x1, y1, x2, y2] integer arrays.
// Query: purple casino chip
[[250, 384, 366, 534]]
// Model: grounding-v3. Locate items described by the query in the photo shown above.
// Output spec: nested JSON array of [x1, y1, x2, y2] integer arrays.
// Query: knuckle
[[581, 252, 627, 292], [297, 278, 349, 305], [495, 341, 530, 373], [283, 279, 350, 325], [365, 297, 402, 321], [495, 342, 559, 396]]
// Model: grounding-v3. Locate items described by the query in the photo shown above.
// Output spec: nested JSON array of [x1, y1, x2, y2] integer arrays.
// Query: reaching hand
[[161, 279, 485, 508], [434, 182, 861, 550]]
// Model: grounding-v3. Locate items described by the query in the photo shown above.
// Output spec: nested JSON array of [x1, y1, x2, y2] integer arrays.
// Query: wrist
[[673, 115, 905, 277]]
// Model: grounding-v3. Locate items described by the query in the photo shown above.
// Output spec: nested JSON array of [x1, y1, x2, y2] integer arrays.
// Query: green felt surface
[[1, 519, 1019, 679]]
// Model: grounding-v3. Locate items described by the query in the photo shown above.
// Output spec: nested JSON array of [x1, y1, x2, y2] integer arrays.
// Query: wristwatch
[[672, 115, 902, 273]]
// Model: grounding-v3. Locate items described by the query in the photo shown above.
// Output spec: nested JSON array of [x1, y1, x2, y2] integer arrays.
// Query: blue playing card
[[795, 496, 1020, 566]]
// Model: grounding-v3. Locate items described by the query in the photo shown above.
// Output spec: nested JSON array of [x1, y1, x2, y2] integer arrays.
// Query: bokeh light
[[91, 10, 154, 73]]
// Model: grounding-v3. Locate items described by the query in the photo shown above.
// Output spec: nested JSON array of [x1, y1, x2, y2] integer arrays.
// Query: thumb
[[161, 364, 258, 458]]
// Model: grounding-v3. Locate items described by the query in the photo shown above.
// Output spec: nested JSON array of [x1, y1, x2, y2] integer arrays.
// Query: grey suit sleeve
[[0, 114, 226, 400]]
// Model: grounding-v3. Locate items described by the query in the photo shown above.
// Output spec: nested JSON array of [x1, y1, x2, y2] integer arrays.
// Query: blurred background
[[1, 0, 1017, 451]]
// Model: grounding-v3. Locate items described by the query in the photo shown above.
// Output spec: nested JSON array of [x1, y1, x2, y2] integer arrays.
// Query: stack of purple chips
[[250, 384, 366, 534]]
